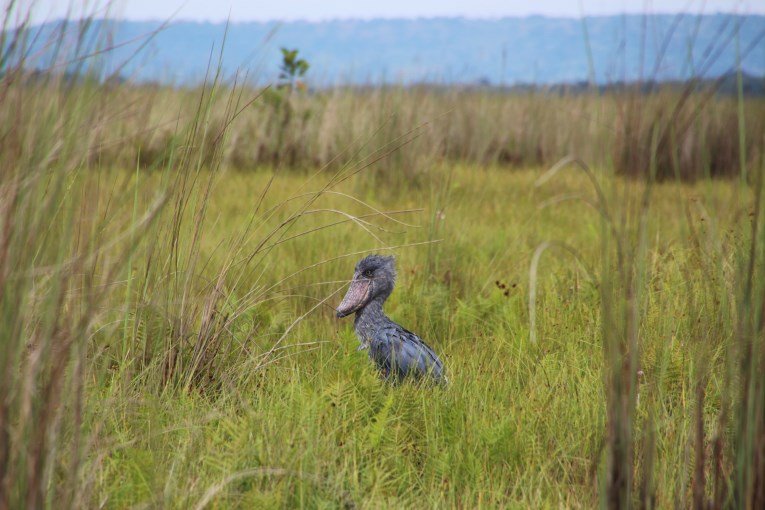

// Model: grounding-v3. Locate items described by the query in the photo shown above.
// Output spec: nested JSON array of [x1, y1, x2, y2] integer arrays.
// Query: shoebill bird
[[336, 255, 446, 384]]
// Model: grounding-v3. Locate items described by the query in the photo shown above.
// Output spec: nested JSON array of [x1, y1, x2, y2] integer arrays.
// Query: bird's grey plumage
[[336, 255, 446, 383]]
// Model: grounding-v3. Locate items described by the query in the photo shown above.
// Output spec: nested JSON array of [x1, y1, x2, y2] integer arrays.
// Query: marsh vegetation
[[1, 11, 764, 509]]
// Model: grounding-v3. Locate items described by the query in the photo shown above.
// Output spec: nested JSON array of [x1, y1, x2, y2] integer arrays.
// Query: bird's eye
[[363, 269, 374, 278]]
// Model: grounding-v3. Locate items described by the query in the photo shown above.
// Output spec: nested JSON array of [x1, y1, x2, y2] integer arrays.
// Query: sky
[[13, 0, 765, 24]]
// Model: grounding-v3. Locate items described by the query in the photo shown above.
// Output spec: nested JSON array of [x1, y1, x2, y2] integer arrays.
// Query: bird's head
[[336, 254, 396, 318]]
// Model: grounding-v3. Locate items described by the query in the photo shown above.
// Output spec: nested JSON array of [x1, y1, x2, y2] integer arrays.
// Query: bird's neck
[[354, 297, 388, 337]]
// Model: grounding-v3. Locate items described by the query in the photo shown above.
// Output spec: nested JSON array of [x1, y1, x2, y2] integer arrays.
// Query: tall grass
[[10, 79, 764, 182], [0, 8, 415, 507], [0, 25, 126, 510]]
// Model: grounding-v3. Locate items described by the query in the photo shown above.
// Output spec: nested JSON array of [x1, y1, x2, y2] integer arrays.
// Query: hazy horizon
[[15, 14, 765, 87]]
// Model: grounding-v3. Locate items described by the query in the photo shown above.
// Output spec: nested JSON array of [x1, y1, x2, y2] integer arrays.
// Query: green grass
[[70, 164, 750, 508], [2, 12, 764, 507]]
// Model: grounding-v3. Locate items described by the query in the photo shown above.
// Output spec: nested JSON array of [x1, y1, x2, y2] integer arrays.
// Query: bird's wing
[[372, 324, 445, 381]]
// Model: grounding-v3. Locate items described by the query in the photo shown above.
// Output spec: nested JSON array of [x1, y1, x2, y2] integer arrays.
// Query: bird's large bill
[[336, 277, 370, 318]]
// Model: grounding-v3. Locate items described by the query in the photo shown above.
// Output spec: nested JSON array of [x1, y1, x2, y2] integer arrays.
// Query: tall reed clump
[[532, 95, 764, 508], [0, 8, 144, 507], [0, 9, 270, 506]]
